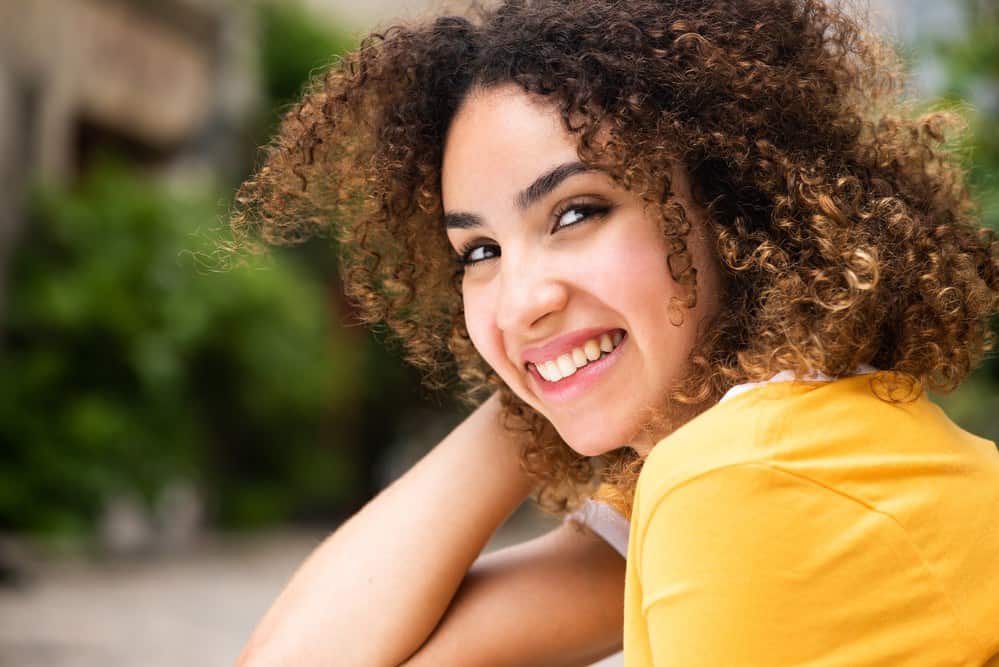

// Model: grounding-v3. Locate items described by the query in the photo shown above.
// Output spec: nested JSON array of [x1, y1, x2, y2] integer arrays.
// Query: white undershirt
[[561, 364, 878, 558]]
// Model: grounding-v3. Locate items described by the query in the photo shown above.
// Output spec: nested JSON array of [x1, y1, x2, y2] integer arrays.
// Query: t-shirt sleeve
[[563, 497, 630, 558], [639, 462, 954, 666]]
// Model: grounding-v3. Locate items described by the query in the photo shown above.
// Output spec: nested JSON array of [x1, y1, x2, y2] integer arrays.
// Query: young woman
[[231, 1, 999, 665]]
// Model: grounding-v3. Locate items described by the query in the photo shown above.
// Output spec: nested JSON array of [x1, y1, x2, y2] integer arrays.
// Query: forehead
[[441, 85, 580, 212]]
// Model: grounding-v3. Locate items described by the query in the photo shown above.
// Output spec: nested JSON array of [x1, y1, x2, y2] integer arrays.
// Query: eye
[[552, 202, 611, 232], [455, 239, 500, 267]]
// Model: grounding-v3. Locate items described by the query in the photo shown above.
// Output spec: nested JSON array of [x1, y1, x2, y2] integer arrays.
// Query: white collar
[[718, 364, 878, 404]]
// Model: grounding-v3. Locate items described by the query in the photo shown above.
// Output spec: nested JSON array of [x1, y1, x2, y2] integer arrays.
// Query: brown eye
[[457, 241, 500, 267], [552, 203, 611, 232]]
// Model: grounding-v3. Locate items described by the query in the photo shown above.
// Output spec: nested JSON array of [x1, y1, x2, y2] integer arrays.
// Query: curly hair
[[230, 0, 999, 519]]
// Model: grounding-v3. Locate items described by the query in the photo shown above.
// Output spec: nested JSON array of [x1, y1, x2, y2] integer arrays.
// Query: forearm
[[400, 520, 626, 667], [236, 394, 533, 667]]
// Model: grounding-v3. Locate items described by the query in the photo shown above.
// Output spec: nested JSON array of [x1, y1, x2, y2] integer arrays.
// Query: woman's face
[[441, 84, 721, 458]]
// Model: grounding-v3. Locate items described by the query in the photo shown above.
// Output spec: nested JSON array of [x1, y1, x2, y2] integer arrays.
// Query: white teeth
[[542, 360, 562, 382], [557, 354, 577, 377], [532, 330, 625, 383], [540, 361, 560, 382]]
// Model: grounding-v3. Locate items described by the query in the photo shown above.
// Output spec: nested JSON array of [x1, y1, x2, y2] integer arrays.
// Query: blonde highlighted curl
[[230, 0, 999, 519]]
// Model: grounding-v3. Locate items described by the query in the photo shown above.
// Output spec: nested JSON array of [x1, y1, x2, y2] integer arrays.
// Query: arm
[[639, 463, 950, 666], [400, 518, 627, 667], [235, 392, 534, 667]]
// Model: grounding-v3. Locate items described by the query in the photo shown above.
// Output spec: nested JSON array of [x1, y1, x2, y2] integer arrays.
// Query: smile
[[527, 330, 624, 381], [527, 329, 627, 402]]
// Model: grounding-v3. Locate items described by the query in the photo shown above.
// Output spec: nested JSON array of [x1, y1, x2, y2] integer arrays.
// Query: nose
[[494, 252, 569, 333]]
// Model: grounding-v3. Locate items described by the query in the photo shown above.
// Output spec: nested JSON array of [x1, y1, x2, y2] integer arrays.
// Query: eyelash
[[455, 203, 611, 268]]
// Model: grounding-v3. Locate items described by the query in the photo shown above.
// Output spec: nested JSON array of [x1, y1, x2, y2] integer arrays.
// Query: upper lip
[[521, 327, 622, 368]]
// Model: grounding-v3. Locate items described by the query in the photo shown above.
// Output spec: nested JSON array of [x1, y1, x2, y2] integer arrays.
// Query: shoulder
[[634, 461, 963, 665], [636, 462, 895, 578], [630, 380, 999, 665], [634, 373, 943, 521]]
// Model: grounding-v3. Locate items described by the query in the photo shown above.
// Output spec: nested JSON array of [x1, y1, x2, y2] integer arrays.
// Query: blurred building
[[301, 0, 480, 31], [0, 0, 259, 315]]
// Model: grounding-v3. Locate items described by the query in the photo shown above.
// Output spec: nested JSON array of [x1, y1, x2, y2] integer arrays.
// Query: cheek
[[586, 227, 678, 311], [584, 220, 698, 380]]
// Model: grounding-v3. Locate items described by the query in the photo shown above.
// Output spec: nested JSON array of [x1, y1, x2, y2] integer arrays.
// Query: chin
[[553, 402, 667, 458], [556, 423, 632, 458]]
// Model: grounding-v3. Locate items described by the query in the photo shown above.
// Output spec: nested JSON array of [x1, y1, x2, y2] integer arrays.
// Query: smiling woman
[[229, 1, 999, 666], [441, 85, 723, 458]]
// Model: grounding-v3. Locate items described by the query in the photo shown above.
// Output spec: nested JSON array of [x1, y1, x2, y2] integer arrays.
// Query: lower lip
[[528, 332, 627, 403]]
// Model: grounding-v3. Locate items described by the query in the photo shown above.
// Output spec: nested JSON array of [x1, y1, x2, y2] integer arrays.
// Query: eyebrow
[[443, 160, 595, 230]]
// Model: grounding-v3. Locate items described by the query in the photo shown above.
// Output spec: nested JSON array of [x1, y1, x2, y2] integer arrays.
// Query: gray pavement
[[0, 503, 623, 667]]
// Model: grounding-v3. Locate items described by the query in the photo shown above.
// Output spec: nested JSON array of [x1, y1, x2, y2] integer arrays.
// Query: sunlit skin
[[442, 84, 722, 459]]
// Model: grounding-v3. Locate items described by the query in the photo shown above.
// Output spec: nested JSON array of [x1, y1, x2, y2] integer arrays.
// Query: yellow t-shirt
[[623, 373, 999, 666]]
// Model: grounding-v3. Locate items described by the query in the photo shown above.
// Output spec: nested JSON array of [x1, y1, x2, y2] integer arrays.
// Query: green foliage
[[932, 7, 999, 233], [251, 0, 435, 471], [924, 3, 999, 445], [0, 161, 364, 535], [257, 1, 358, 128]]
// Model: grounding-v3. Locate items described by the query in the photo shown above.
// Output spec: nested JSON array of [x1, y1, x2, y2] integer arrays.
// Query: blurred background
[[0, 1, 995, 666]]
